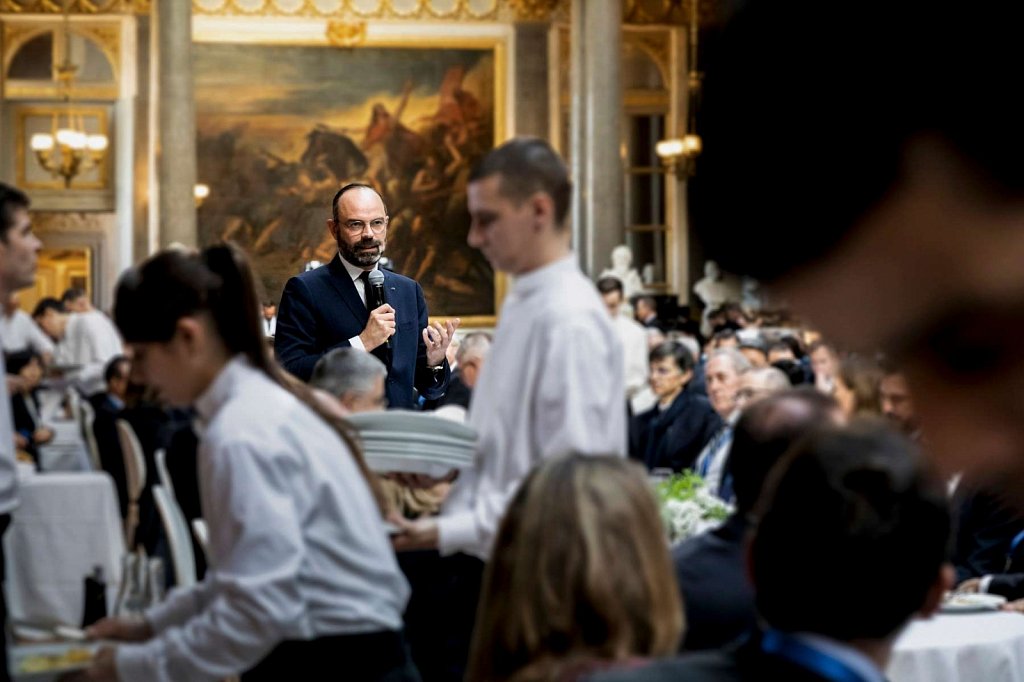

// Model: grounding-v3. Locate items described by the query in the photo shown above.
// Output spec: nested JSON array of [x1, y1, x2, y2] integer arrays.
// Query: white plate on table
[[941, 592, 1007, 613]]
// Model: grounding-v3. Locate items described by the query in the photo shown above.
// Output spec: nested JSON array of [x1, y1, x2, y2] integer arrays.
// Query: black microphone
[[367, 269, 391, 350]]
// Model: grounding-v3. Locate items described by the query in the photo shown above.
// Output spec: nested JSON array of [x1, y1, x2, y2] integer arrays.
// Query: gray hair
[[708, 347, 752, 374], [310, 348, 387, 397], [457, 331, 492, 365]]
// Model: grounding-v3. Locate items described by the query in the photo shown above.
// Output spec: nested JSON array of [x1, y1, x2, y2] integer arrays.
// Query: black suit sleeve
[[953, 491, 1024, 583], [988, 573, 1024, 600], [275, 275, 351, 381], [412, 281, 450, 401]]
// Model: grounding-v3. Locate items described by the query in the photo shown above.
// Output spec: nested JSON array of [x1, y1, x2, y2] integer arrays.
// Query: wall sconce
[[656, 133, 702, 176], [659, 0, 703, 178], [194, 183, 210, 207]]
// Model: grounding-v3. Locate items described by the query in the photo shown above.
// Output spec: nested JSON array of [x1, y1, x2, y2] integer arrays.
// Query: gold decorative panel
[[0, 0, 148, 13], [0, 0, 717, 24]]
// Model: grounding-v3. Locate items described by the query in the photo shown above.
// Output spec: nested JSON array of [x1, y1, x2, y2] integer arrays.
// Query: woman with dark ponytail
[[76, 244, 418, 681]]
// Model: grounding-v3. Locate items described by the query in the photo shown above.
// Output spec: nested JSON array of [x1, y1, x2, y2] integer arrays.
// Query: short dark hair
[[648, 341, 695, 374], [331, 183, 388, 226], [4, 349, 40, 376], [0, 183, 30, 243], [32, 297, 63, 319], [61, 287, 87, 305], [710, 329, 738, 346], [596, 276, 624, 296], [751, 420, 951, 640], [728, 388, 840, 513], [771, 359, 809, 386], [692, 1, 1024, 281], [469, 138, 572, 228], [104, 355, 130, 384]]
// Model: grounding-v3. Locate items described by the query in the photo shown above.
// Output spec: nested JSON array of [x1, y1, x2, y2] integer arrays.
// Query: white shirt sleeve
[[115, 440, 308, 682]]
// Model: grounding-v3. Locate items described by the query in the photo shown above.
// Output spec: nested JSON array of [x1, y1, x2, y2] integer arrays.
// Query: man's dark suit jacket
[[952, 487, 1024, 584], [275, 256, 449, 409], [10, 390, 41, 463], [673, 514, 756, 651], [630, 390, 722, 472], [88, 392, 129, 520], [436, 369, 471, 409], [591, 633, 866, 682]]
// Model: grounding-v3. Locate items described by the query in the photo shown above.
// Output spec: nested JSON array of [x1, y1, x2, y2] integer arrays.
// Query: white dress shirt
[[437, 254, 627, 560], [0, 350, 19, 514], [612, 313, 649, 402], [0, 309, 54, 356], [53, 311, 123, 395], [262, 316, 277, 337], [115, 357, 409, 682], [338, 255, 378, 352]]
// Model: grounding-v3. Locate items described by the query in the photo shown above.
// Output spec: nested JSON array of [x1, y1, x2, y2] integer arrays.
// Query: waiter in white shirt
[[0, 182, 43, 682], [391, 138, 627, 681], [0, 293, 53, 360], [32, 297, 123, 395]]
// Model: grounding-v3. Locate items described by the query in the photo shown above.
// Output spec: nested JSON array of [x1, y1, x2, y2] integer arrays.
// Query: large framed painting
[[193, 27, 507, 325]]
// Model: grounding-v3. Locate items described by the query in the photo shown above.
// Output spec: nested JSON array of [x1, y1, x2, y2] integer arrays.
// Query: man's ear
[[530, 191, 555, 231], [919, 563, 955, 618], [175, 317, 203, 354], [327, 218, 340, 242]]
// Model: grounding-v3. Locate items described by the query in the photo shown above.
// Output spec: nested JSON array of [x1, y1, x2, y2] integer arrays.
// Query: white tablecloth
[[889, 612, 1024, 682], [36, 420, 91, 473], [3, 472, 124, 627]]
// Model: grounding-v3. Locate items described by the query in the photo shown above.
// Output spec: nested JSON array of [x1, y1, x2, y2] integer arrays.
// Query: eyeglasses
[[342, 217, 389, 234]]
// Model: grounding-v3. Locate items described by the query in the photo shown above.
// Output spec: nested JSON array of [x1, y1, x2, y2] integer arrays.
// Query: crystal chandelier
[[28, 1, 108, 188]]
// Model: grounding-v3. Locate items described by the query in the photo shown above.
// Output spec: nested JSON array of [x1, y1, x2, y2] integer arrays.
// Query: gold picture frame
[[192, 18, 509, 327]]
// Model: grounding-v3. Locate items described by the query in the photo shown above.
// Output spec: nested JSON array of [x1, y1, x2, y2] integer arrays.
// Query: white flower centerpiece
[[655, 470, 733, 543]]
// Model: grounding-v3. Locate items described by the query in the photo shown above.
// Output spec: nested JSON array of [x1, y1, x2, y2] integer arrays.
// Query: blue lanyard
[[761, 630, 876, 682], [1006, 530, 1024, 571]]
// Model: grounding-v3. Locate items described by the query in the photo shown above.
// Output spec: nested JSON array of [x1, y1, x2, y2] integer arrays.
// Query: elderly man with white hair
[[694, 347, 751, 499]]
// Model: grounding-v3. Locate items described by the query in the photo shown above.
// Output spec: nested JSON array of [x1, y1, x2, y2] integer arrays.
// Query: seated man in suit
[[275, 183, 457, 409], [673, 388, 844, 651], [312, 347, 454, 517], [597, 421, 953, 682], [630, 341, 721, 473], [436, 331, 491, 410], [89, 355, 131, 519]]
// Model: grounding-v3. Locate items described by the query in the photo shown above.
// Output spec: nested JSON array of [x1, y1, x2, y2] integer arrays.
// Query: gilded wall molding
[[0, 0, 147, 13], [0, 0, 714, 24], [325, 19, 365, 45]]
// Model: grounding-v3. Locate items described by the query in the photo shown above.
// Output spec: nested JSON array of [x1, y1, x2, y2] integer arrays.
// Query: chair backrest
[[191, 519, 209, 559], [77, 399, 102, 471], [153, 485, 197, 588], [154, 448, 175, 501], [115, 419, 146, 502], [116, 419, 147, 548]]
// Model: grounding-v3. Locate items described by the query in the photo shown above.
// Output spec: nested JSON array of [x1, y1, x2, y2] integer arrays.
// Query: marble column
[[570, 0, 624, 277], [155, 0, 197, 249]]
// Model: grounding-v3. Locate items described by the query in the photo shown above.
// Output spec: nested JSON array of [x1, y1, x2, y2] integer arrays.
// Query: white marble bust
[[600, 245, 645, 300]]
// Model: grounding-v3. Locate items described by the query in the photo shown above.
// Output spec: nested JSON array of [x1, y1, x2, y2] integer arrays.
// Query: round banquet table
[[888, 612, 1024, 682], [2, 471, 124, 628]]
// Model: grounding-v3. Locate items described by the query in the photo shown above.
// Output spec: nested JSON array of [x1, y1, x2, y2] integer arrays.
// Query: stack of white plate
[[346, 411, 478, 477]]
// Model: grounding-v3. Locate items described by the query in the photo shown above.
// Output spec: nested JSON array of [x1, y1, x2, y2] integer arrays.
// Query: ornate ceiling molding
[[0, 0, 715, 24]]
